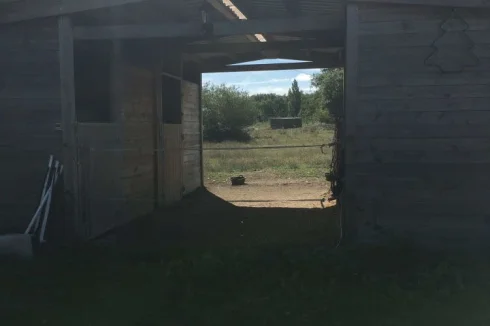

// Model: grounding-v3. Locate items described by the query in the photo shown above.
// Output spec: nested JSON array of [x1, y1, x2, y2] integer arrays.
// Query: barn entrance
[[201, 63, 343, 209], [63, 0, 347, 240]]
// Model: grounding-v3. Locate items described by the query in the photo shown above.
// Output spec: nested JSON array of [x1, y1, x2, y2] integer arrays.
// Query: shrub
[[317, 110, 334, 124], [202, 83, 257, 142], [312, 68, 344, 119]]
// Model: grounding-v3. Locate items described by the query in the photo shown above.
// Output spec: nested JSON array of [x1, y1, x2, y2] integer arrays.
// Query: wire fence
[[68, 143, 335, 153]]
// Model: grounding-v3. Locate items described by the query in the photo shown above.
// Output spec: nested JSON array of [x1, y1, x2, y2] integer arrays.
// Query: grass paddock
[[204, 123, 334, 183]]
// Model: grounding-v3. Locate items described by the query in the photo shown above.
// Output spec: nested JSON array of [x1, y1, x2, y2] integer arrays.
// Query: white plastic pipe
[[34, 156, 54, 232], [39, 163, 63, 243]]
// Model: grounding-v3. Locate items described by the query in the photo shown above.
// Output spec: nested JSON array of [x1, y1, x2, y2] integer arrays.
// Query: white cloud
[[295, 73, 312, 82], [202, 66, 320, 95], [250, 86, 290, 95], [226, 78, 291, 86]]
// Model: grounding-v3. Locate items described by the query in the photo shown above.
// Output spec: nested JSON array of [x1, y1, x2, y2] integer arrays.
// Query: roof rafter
[[0, 0, 152, 24]]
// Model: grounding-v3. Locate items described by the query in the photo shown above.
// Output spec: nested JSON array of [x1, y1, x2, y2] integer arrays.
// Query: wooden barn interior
[[1, 0, 490, 246]]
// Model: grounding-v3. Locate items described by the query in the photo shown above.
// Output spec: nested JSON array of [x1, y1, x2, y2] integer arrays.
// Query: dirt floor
[[103, 189, 340, 250], [206, 178, 335, 209]]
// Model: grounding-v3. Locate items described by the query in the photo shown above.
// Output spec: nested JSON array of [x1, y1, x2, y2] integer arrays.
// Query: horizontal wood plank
[[354, 124, 490, 138], [359, 84, 490, 100], [360, 18, 490, 35], [360, 71, 490, 87], [358, 4, 447, 23], [355, 0, 490, 10], [354, 137, 490, 151], [359, 98, 490, 113], [353, 148, 490, 163], [357, 110, 490, 124], [74, 15, 342, 40]]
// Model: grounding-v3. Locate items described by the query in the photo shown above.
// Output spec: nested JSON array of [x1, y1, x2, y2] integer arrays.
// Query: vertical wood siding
[[163, 124, 183, 204], [0, 18, 62, 233], [120, 65, 156, 218], [77, 61, 157, 238], [181, 80, 201, 195], [352, 3, 490, 243]]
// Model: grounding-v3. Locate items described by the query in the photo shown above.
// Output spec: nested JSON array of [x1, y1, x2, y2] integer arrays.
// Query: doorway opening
[[201, 60, 344, 209]]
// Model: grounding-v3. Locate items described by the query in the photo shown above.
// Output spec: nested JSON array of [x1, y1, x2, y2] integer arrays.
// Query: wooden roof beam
[[0, 0, 153, 24], [353, 0, 490, 8], [184, 35, 344, 54], [73, 15, 342, 40]]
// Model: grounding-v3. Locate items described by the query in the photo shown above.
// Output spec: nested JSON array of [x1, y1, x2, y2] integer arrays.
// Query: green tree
[[287, 79, 302, 117], [202, 83, 257, 142], [300, 91, 322, 122], [251, 93, 288, 120], [311, 68, 344, 119]]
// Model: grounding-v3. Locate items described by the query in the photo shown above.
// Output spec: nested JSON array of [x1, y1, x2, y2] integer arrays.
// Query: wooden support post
[[343, 3, 360, 240], [58, 16, 81, 239], [154, 64, 165, 205], [198, 71, 204, 188]]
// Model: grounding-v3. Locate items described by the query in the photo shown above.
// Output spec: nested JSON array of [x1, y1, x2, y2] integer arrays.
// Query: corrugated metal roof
[[232, 0, 345, 19], [73, 0, 236, 25], [228, 0, 345, 42]]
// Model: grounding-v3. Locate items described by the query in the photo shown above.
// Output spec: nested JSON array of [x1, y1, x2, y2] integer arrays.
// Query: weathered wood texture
[[0, 18, 62, 234], [77, 124, 123, 237], [343, 3, 360, 236], [120, 65, 156, 218], [354, 0, 490, 9], [163, 124, 183, 204], [350, 3, 490, 242], [76, 58, 157, 238], [182, 80, 201, 195]]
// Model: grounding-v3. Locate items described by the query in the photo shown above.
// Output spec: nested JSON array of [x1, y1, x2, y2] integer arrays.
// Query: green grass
[[204, 123, 334, 183]]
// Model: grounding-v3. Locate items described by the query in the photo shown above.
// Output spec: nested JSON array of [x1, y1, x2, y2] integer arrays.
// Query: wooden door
[[77, 124, 123, 238]]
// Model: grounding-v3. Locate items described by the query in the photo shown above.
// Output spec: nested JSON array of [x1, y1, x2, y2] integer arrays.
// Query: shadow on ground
[[104, 189, 340, 252], [4, 191, 490, 325]]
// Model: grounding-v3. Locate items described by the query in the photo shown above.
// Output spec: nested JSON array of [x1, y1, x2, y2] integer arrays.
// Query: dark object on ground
[[231, 175, 246, 186], [270, 117, 302, 129]]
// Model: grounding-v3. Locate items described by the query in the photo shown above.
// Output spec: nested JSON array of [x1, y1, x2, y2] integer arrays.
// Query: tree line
[[203, 68, 344, 141]]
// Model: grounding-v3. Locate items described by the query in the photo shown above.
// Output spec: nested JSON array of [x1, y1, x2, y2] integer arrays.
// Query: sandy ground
[[206, 179, 335, 208]]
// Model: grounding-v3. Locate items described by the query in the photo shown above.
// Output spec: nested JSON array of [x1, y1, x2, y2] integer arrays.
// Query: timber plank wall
[[0, 18, 62, 233], [120, 64, 156, 219], [350, 3, 490, 244], [182, 80, 201, 195], [77, 55, 157, 238]]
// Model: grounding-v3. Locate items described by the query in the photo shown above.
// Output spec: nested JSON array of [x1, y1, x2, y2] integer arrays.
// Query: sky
[[202, 59, 321, 95]]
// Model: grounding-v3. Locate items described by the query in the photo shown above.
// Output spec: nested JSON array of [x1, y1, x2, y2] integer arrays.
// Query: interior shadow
[[106, 189, 340, 251]]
